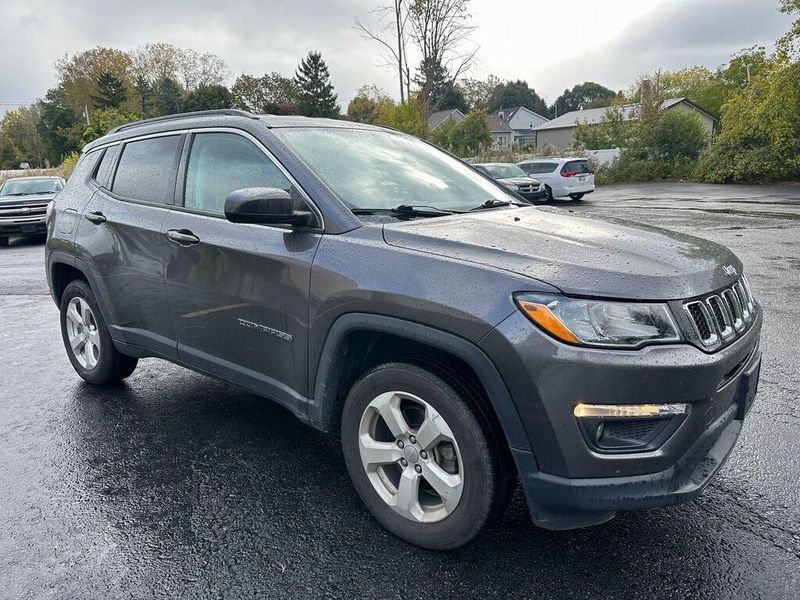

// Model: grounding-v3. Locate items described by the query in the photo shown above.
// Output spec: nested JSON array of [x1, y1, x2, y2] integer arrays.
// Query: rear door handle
[[166, 229, 200, 246], [84, 211, 106, 224]]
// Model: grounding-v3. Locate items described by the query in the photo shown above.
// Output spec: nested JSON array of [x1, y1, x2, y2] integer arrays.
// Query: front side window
[[272, 127, 513, 212], [184, 133, 291, 215], [112, 135, 182, 203]]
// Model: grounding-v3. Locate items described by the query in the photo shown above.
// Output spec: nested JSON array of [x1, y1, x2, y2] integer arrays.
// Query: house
[[532, 98, 716, 149], [427, 108, 466, 131], [487, 115, 515, 148], [494, 106, 549, 145]]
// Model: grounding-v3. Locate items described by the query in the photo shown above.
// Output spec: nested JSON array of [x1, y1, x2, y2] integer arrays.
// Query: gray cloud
[[0, 0, 795, 116], [536, 0, 792, 99]]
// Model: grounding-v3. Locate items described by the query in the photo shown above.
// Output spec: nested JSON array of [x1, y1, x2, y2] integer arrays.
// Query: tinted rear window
[[520, 162, 557, 174], [563, 160, 592, 174], [112, 136, 182, 203]]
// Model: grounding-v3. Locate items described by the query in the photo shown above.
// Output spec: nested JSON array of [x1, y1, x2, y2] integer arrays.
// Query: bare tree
[[407, 0, 478, 114], [354, 0, 412, 102]]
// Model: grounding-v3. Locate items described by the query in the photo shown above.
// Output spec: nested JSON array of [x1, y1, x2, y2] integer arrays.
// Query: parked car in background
[[46, 111, 761, 550], [473, 163, 546, 202], [0, 176, 65, 246], [517, 157, 595, 201]]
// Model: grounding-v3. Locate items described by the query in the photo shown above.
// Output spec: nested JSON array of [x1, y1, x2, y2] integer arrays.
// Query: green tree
[[55, 47, 136, 113], [460, 75, 501, 110], [154, 77, 183, 116], [552, 82, 616, 117], [489, 80, 548, 116], [37, 86, 80, 164], [645, 111, 708, 160], [80, 108, 142, 144], [183, 84, 233, 112], [347, 84, 395, 123], [294, 51, 340, 118], [134, 75, 153, 116], [93, 72, 128, 109], [696, 59, 800, 182], [435, 84, 469, 113], [377, 95, 427, 137], [574, 105, 634, 149], [231, 72, 299, 113], [428, 109, 490, 156]]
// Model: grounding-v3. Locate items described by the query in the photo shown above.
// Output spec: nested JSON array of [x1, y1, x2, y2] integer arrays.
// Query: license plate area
[[736, 358, 760, 419]]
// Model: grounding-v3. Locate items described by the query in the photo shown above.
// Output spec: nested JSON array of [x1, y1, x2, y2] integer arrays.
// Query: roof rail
[[108, 109, 258, 135]]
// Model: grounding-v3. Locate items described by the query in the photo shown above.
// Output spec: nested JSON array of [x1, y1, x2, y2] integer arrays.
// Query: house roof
[[495, 106, 549, 123], [487, 114, 515, 134], [427, 109, 466, 130], [532, 98, 713, 131]]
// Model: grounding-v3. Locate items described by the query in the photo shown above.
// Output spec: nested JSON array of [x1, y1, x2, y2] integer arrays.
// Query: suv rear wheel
[[569, 193, 585, 201], [341, 361, 513, 549], [60, 280, 138, 385]]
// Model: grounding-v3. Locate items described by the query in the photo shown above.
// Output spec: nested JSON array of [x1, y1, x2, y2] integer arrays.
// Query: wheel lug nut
[[420, 450, 428, 459], [409, 435, 416, 444], [400, 458, 408, 467], [414, 465, 422, 473], [397, 440, 404, 449]]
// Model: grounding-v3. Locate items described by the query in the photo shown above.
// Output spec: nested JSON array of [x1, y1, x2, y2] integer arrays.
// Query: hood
[[0, 193, 57, 206], [498, 177, 540, 186], [382, 207, 742, 300]]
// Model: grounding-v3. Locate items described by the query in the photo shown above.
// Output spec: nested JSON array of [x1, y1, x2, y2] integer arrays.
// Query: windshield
[[482, 164, 529, 179], [272, 128, 513, 211], [0, 178, 63, 197]]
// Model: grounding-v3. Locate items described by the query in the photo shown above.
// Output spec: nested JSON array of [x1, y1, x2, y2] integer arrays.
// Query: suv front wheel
[[60, 280, 138, 385], [341, 361, 513, 549]]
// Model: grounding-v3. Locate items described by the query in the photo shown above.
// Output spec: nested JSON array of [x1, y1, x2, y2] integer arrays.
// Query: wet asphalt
[[1, 182, 799, 599]]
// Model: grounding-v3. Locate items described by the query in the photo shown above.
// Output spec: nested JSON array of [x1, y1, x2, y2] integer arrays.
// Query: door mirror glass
[[224, 188, 312, 227]]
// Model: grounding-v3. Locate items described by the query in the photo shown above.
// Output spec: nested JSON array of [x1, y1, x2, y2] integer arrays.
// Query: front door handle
[[84, 211, 106, 224], [166, 229, 200, 246]]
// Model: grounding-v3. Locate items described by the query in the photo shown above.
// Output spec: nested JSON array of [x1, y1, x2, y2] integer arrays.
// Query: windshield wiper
[[469, 199, 513, 211], [351, 204, 460, 218]]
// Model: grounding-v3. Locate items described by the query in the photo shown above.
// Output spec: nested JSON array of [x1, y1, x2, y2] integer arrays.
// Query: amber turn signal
[[516, 300, 580, 344]]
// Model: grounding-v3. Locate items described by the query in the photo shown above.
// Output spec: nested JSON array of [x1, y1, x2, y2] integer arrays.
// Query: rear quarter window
[[563, 160, 592, 174], [521, 162, 557, 174], [111, 135, 183, 203], [92, 146, 119, 188]]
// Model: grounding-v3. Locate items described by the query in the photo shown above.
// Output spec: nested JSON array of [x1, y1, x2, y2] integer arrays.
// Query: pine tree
[[155, 77, 183, 116], [93, 72, 128, 109], [294, 51, 340, 118], [134, 75, 153, 116]]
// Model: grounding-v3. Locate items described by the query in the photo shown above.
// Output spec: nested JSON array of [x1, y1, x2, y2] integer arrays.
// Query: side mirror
[[224, 187, 313, 227]]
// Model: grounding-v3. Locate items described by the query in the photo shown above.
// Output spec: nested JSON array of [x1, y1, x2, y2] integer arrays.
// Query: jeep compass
[[46, 110, 762, 549]]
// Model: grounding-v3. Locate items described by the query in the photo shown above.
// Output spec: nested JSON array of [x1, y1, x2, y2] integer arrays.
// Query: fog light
[[574, 403, 688, 419]]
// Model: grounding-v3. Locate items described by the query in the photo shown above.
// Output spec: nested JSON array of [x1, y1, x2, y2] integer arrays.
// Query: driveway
[[1, 183, 798, 599]]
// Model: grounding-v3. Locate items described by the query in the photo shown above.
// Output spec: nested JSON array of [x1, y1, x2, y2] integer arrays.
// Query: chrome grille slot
[[707, 295, 734, 339], [733, 282, 750, 323], [684, 301, 719, 347], [684, 277, 756, 350], [722, 289, 744, 331]]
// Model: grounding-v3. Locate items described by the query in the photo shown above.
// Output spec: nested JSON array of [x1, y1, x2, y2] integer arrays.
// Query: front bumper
[[0, 216, 47, 237], [479, 306, 762, 529]]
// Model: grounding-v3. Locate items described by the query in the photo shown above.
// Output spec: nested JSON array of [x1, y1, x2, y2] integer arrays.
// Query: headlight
[[503, 182, 520, 191], [515, 294, 681, 348]]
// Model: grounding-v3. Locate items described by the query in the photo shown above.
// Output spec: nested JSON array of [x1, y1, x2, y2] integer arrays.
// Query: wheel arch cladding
[[311, 313, 534, 455]]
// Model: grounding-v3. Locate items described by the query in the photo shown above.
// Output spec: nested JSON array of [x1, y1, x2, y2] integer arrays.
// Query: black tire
[[569, 193, 585, 201], [60, 279, 138, 385], [544, 185, 554, 201], [341, 361, 514, 549], [0, 236, 8, 247]]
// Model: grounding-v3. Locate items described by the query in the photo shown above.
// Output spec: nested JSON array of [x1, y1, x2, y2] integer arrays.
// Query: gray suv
[[45, 110, 762, 549]]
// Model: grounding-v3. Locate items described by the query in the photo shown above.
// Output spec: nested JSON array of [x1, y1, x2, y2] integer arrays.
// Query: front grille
[[684, 276, 756, 350], [518, 185, 535, 193], [0, 203, 48, 222]]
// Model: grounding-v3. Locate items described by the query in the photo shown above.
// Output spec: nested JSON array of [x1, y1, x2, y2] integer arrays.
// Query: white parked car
[[517, 157, 595, 201]]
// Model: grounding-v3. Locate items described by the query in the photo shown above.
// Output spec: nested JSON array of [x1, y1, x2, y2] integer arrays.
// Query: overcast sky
[[0, 0, 792, 115]]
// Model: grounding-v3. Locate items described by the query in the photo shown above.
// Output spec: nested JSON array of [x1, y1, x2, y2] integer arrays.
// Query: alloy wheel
[[358, 390, 464, 523], [65, 296, 101, 370]]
